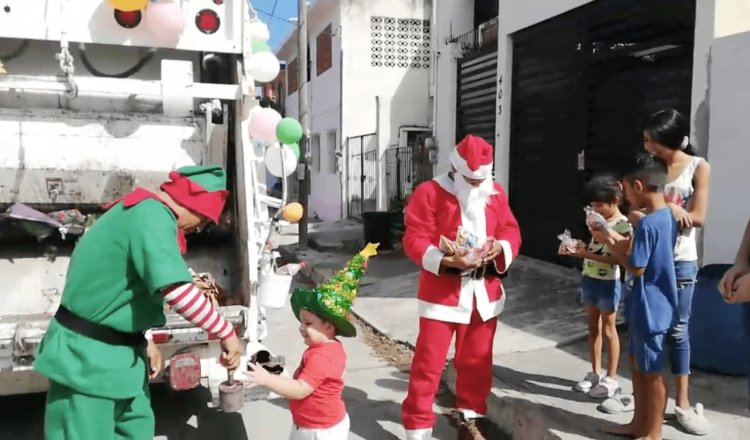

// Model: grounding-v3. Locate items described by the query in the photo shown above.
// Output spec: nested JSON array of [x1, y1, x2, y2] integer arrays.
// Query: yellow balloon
[[281, 202, 304, 223], [107, 0, 148, 12]]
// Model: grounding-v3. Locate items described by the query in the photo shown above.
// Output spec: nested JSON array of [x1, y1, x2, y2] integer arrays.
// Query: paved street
[[0, 294, 457, 440]]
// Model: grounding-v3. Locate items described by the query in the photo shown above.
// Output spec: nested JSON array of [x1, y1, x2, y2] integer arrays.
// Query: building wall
[[340, 0, 433, 210], [493, 0, 750, 265], [431, 0, 474, 174], [278, 0, 343, 222], [701, 0, 750, 265]]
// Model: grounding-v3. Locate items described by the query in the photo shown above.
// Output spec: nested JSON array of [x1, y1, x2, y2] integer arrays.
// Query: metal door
[[509, 0, 696, 265], [346, 133, 378, 220]]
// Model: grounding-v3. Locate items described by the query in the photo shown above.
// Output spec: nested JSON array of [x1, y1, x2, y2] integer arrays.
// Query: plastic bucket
[[689, 264, 748, 376], [257, 270, 293, 309]]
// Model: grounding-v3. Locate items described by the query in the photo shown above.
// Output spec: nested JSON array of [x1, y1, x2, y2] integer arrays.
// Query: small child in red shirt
[[243, 243, 379, 440]]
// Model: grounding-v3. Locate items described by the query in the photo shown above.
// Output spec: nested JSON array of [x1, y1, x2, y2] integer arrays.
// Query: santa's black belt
[[445, 266, 508, 280], [54, 306, 146, 347]]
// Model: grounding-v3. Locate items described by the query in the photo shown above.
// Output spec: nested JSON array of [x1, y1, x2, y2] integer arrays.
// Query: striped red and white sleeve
[[162, 283, 236, 340]]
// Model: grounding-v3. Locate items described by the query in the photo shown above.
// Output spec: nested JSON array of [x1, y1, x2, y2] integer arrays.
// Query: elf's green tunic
[[35, 197, 192, 440]]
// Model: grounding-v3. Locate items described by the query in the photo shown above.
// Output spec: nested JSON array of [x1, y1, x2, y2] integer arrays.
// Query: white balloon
[[249, 52, 281, 83], [264, 143, 297, 178], [248, 20, 270, 41]]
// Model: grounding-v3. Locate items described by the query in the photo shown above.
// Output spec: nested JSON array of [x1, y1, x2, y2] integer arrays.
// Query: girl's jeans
[[669, 260, 699, 376]]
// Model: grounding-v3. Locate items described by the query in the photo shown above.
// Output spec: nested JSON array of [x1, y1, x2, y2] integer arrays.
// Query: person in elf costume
[[243, 243, 379, 440], [401, 135, 521, 440], [35, 165, 242, 440]]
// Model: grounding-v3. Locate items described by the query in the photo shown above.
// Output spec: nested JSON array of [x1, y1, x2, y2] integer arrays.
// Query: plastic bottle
[[275, 262, 306, 277]]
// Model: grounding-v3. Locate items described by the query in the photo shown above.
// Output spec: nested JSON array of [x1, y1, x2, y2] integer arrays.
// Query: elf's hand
[[146, 340, 163, 380]]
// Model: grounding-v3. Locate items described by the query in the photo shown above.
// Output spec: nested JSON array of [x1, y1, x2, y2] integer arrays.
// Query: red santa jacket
[[403, 174, 521, 323]]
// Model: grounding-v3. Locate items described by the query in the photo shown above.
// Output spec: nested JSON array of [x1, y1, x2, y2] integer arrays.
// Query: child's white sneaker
[[573, 371, 602, 393], [588, 376, 620, 399], [675, 403, 711, 436]]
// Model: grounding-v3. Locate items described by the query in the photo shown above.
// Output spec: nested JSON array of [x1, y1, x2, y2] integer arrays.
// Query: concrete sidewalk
[[279, 223, 750, 440]]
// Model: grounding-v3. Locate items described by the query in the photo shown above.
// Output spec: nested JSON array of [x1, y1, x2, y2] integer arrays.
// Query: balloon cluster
[[247, 20, 281, 83], [107, 0, 185, 47], [249, 105, 304, 178]]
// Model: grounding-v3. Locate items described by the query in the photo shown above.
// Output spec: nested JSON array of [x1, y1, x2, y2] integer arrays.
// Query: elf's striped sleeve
[[162, 283, 235, 340]]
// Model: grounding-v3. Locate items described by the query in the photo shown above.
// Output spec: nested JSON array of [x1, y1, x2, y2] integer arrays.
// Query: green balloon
[[252, 38, 271, 54], [276, 118, 303, 144], [286, 143, 301, 159]]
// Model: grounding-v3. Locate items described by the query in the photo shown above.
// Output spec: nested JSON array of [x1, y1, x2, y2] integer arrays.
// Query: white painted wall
[[340, 0, 432, 211], [701, 1, 750, 265], [277, 0, 343, 221], [431, 0, 474, 174]]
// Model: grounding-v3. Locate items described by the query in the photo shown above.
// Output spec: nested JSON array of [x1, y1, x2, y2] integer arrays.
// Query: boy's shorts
[[580, 276, 621, 312], [629, 330, 667, 373]]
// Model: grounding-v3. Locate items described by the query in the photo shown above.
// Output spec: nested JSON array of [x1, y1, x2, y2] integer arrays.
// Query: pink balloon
[[249, 108, 282, 141], [144, 1, 186, 47]]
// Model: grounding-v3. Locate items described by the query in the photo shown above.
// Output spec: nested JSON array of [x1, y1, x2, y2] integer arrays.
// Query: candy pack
[[557, 229, 585, 254], [584, 206, 610, 230], [439, 226, 495, 260]]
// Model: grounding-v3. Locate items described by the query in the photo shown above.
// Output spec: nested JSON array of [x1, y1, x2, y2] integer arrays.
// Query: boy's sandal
[[598, 394, 634, 414]]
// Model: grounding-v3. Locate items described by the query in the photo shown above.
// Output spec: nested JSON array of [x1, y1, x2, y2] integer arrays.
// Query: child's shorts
[[289, 414, 350, 440], [580, 276, 621, 312], [629, 330, 667, 373]]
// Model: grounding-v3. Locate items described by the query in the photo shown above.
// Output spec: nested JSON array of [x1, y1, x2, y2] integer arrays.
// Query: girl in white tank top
[[642, 109, 712, 435]]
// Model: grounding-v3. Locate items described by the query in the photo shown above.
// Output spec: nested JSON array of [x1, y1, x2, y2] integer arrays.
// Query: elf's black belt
[[54, 306, 146, 347]]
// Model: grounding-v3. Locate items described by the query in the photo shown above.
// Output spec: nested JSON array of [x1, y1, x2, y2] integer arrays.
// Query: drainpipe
[[375, 95, 383, 211], [339, 44, 346, 220]]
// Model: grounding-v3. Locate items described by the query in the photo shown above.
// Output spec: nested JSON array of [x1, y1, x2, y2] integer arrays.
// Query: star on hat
[[450, 135, 494, 180]]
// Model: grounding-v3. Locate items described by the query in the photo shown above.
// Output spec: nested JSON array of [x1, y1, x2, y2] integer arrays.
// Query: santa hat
[[160, 165, 230, 224], [450, 135, 494, 180]]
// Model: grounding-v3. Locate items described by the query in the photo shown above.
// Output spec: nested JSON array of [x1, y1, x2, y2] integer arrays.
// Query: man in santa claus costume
[[401, 135, 521, 440]]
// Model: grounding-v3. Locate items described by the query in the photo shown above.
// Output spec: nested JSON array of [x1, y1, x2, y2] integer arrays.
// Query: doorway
[[509, 0, 696, 266]]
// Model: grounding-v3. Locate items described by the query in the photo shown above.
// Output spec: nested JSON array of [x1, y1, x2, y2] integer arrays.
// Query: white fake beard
[[453, 174, 495, 221]]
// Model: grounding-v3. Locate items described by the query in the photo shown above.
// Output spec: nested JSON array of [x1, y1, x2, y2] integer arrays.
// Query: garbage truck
[[0, 0, 286, 399]]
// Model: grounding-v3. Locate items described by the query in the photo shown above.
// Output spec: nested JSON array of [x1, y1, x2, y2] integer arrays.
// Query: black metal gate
[[385, 144, 432, 211], [509, 0, 696, 265], [347, 133, 378, 220], [456, 46, 498, 145]]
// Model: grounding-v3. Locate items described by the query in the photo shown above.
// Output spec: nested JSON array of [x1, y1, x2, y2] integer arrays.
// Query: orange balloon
[[108, 0, 148, 12], [281, 202, 304, 223]]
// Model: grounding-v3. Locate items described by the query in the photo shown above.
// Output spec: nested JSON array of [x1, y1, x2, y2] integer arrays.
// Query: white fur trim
[[422, 245, 444, 276], [458, 409, 485, 419], [405, 428, 433, 440], [434, 173, 455, 194], [450, 148, 493, 180], [418, 283, 506, 323], [497, 239, 513, 273], [144, 329, 154, 341]]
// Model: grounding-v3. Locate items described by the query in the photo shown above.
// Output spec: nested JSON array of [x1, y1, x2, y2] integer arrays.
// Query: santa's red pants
[[401, 307, 498, 430]]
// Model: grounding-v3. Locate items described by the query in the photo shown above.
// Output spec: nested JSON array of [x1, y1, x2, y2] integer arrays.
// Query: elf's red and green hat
[[160, 165, 230, 224], [291, 243, 379, 337]]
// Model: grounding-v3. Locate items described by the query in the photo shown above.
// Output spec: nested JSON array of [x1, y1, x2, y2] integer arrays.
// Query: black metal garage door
[[509, 0, 696, 266], [456, 48, 498, 145]]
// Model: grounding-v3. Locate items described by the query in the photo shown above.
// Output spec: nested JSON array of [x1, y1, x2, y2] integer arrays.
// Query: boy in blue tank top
[[591, 154, 677, 439]]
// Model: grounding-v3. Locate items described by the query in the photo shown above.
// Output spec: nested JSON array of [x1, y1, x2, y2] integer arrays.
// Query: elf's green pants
[[44, 381, 154, 440]]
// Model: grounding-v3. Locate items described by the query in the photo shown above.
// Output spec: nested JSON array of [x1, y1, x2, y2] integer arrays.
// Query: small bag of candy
[[557, 229, 585, 255], [584, 206, 610, 231]]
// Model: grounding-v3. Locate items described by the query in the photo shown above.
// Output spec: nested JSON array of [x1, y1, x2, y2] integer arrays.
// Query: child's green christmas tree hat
[[291, 243, 379, 337]]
